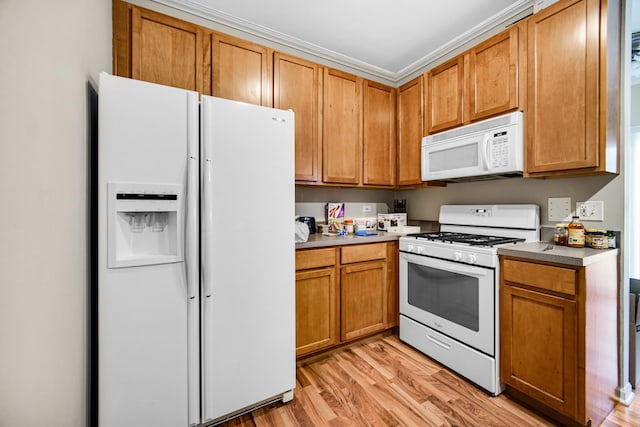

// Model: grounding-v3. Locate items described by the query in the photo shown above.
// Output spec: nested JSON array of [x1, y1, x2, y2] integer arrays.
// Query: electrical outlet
[[362, 205, 373, 213], [548, 197, 572, 222], [576, 201, 604, 221]]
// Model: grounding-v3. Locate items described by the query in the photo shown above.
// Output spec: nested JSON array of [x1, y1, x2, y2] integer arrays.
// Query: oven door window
[[408, 263, 479, 331]]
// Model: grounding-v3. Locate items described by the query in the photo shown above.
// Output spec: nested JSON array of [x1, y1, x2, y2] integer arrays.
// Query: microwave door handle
[[483, 135, 491, 171]]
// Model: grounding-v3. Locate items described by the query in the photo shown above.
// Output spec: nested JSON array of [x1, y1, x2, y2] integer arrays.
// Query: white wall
[[0, 1, 111, 426]]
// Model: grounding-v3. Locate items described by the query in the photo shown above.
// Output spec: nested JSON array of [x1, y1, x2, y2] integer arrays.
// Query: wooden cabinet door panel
[[363, 81, 396, 186], [296, 267, 338, 356], [322, 69, 363, 184], [425, 57, 464, 133], [501, 284, 578, 418], [274, 53, 321, 182], [130, 7, 203, 93], [466, 26, 518, 121], [341, 261, 387, 341], [526, 0, 600, 173], [212, 33, 272, 106], [397, 76, 423, 185]]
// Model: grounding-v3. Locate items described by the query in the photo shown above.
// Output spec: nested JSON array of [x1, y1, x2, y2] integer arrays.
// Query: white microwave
[[421, 111, 523, 182]]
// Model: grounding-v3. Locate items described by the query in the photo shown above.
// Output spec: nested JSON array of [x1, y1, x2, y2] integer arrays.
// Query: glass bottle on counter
[[554, 223, 568, 246], [344, 219, 354, 234], [567, 216, 585, 248]]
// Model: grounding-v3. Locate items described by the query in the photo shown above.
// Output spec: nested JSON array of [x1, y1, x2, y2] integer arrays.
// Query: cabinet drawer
[[296, 248, 336, 270], [341, 243, 387, 264], [502, 259, 576, 296]]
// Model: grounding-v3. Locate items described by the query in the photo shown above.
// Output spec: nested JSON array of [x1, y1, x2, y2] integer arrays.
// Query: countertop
[[296, 231, 401, 249], [497, 241, 619, 266]]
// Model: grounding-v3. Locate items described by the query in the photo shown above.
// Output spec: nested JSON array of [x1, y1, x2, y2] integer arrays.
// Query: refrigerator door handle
[[202, 156, 213, 298]]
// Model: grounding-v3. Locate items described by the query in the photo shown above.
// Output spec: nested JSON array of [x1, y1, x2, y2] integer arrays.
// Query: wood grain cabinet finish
[[113, 1, 205, 94], [210, 33, 273, 106], [465, 25, 521, 122], [295, 242, 398, 358], [500, 255, 618, 426], [322, 68, 363, 185], [274, 53, 322, 183], [295, 248, 338, 357], [363, 81, 396, 186], [396, 76, 424, 186], [425, 57, 464, 133], [525, 0, 619, 177], [340, 260, 388, 341]]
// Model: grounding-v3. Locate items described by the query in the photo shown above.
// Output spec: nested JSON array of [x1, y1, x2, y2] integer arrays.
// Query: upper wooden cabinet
[[322, 68, 363, 185], [210, 33, 272, 106], [113, 1, 205, 93], [274, 53, 322, 182], [424, 25, 524, 134], [397, 76, 424, 186], [465, 25, 522, 122], [363, 81, 396, 186], [525, 0, 619, 177], [425, 57, 464, 133]]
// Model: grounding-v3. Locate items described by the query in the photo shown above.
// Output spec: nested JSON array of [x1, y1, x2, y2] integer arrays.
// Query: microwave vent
[[429, 112, 519, 144]]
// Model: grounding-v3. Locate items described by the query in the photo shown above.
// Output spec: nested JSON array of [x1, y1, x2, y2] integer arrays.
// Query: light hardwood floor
[[221, 334, 639, 426]]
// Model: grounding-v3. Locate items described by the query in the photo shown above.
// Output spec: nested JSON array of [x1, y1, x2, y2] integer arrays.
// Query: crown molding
[[150, 0, 536, 85]]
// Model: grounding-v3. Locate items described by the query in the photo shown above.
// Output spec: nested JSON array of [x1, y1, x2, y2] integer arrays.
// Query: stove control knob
[[466, 254, 477, 264], [407, 244, 415, 253], [453, 252, 463, 261]]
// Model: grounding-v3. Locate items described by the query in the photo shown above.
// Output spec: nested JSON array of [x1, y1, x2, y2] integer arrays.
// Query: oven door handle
[[401, 252, 489, 278], [426, 333, 452, 350]]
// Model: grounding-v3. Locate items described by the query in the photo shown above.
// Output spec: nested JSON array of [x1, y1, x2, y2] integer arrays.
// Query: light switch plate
[[548, 197, 572, 222]]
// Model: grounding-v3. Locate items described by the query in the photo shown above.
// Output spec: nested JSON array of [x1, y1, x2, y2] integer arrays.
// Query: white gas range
[[399, 204, 540, 395]]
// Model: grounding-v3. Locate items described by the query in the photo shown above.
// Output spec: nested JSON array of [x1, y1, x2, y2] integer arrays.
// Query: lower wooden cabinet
[[500, 254, 618, 426], [295, 242, 397, 357]]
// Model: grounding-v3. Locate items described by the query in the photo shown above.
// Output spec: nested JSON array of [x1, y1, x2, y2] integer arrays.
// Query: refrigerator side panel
[[201, 97, 296, 423], [97, 73, 197, 427]]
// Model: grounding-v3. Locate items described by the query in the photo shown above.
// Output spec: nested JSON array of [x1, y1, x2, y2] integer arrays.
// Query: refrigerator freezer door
[[201, 97, 296, 423], [97, 73, 199, 427]]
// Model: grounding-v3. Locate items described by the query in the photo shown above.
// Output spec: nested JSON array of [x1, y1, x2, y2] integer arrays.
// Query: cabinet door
[[363, 81, 396, 186], [425, 57, 464, 133], [526, 0, 600, 173], [396, 76, 423, 186], [341, 261, 387, 341], [501, 284, 578, 418], [211, 33, 272, 106], [274, 53, 322, 182], [465, 26, 519, 121], [296, 267, 338, 357], [322, 68, 363, 185], [126, 6, 204, 93]]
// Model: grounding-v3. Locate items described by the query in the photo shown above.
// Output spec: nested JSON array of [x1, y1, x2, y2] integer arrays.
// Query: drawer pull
[[426, 333, 451, 350]]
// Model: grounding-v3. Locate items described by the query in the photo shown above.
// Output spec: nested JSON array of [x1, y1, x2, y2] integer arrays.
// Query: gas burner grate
[[407, 232, 525, 247]]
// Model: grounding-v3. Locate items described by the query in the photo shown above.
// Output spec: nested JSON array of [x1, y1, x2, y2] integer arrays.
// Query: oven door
[[399, 251, 495, 355]]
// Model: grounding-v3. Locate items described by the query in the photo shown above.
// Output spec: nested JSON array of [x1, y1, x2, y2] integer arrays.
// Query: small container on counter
[[554, 223, 568, 246], [567, 216, 585, 248], [607, 230, 616, 249], [344, 219, 354, 234]]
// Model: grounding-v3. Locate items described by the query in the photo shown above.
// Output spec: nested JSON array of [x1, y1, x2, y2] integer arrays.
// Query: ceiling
[[151, 0, 537, 84]]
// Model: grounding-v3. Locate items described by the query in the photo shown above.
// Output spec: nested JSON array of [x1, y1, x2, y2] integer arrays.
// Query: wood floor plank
[[217, 335, 639, 427]]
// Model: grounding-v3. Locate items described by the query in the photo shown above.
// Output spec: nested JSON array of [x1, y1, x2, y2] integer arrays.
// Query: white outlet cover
[[576, 201, 604, 221]]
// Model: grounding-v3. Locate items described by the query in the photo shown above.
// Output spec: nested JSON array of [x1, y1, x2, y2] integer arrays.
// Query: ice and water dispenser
[[107, 182, 183, 268]]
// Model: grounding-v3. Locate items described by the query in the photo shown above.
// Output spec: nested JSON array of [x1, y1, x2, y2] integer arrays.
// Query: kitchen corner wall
[[296, 186, 396, 207], [0, 1, 112, 427]]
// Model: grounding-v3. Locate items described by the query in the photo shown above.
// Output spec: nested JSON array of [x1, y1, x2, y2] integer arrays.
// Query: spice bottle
[[567, 216, 585, 248]]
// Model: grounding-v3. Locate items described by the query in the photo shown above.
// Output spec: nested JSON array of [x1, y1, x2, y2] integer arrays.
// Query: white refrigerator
[[96, 72, 296, 426]]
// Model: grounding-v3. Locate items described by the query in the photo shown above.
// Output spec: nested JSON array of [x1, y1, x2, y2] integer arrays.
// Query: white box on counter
[[386, 226, 421, 235], [377, 213, 407, 231]]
